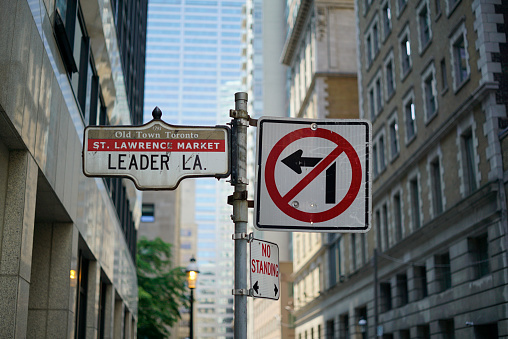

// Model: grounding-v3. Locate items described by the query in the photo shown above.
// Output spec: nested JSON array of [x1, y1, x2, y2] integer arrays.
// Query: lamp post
[[186, 257, 199, 339], [359, 318, 367, 339]]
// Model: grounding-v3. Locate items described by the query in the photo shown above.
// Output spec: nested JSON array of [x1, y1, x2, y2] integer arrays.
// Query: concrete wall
[[0, 0, 139, 337]]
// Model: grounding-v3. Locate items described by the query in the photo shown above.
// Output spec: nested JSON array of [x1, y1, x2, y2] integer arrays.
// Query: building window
[[339, 313, 349, 339], [375, 209, 382, 248], [397, 273, 408, 307], [435, 252, 451, 292], [400, 329, 410, 339], [382, 203, 389, 250], [388, 112, 400, 160], [393, 192, 403, 242], [373, 23, 380, 56], [366, 34, 373, 66], [141, 203, 155, 222], [384, 52, 396, 99], [369, 88, 376, 120], [326, 319, 334, 339], [365, 16, 380, 67], [397, 0, 408, 16], [417, 325, 431, 339], [450, 23, 469, 90], [414, 265, 428, 299], [422, 63, 438, 121], [373, 130, 387, 178], [380, 282, 392, 312], [361, 234, 367, 266], [403, 91, 416, 143], [430, 157, 444, 216], [461, 129, 478, 194], [375, 78, 383, 114], [445, 0, 461, 15], [435, 0, 442, 16], [368, 70, 383, 120], [439, 319, 455, 339], [417, 0, 432, 52], [469, 234, 489, 279], [440, 58, 448, 92], [400, 37, 411, 75], [381, 0, 392, 40], [351, 233, 357, 271], [75, 251, 89, 339], [409, 175, 421, 229]]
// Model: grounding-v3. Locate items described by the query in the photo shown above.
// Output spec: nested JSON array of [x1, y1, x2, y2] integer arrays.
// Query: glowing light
[[70, 270, 76, 280]]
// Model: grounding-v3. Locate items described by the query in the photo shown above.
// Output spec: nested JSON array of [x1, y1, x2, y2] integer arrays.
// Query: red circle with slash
[[265, 128, 362, 223]]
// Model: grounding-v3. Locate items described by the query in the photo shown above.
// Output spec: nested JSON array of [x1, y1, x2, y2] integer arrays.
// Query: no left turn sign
[[254, 117, 371, 232]]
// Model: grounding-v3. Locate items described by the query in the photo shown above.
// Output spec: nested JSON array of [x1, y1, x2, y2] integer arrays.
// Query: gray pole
[[230, 92, 249, 339]]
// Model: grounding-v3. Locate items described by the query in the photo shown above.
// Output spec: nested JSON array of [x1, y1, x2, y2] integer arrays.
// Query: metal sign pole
[[230, 92, 249, 339]]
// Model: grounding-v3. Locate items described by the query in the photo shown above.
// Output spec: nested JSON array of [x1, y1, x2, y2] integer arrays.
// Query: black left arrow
[[274, 284, 279, 297], [281, 149, 322, 174], [253, 281, 259, 294]]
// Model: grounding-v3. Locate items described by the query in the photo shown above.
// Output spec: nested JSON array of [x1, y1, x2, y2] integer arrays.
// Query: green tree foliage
[[137, 237, 188, 339]]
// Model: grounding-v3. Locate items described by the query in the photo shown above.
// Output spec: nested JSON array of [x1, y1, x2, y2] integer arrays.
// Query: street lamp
[[186, 257, 199, 339]]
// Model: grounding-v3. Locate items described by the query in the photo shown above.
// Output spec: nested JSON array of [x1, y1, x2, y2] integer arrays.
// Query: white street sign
[[83, 120, 230, 190], [254, 117, 371, 232], [250, 238, 279, 300]]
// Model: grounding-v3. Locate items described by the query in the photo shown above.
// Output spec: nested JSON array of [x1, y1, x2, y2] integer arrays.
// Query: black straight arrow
[[253, 281, 259, 294], [274, 284, 278, 297], [281, 149, 322, 174]]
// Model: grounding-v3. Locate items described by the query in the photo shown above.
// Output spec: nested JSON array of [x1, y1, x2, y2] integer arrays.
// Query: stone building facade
[[280, 0, 360, 338], [0, 0, 146, 337], [288, 0, 508, 338]]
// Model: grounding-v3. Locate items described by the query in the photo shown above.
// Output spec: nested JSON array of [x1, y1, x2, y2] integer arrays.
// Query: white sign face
[[254, 117, 371, 232], [250, 238, 279, 300], [83, 120, 230, 190]]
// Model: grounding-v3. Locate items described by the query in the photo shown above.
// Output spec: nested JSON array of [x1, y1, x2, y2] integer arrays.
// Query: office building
[[280, 0, 359, 338], [292, 0, 508, 338], [0, 0, 147, 338], [242, 0, 295, 338], [143, 1, 245, 337]]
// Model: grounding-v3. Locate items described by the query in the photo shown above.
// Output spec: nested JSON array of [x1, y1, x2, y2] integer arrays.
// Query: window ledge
[[453, 76, 470, 95], [419, 39, 432, 57], [386, 90, 396, 104], [400, 67, 412, 82], [390, 152, 400, 164], [405, 134, 416, 146], [425, 111, 438, 126]]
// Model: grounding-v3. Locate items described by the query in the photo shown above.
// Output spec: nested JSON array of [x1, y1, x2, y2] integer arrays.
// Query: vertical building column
[[103, 285, 115, 339], [27, 222, 79, 338], [0, 150, 38, 338], [123, 308, 132, 339], [114, 299, 124, 339]]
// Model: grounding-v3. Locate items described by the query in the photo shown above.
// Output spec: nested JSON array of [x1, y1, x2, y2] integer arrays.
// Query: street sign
[[250, 238, 279, 300], [254, 117, 371, 232], [83, 119, 230, 190]]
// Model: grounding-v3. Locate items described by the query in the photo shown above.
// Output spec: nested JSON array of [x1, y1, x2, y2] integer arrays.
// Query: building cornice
[[281, 0, 313, 66]]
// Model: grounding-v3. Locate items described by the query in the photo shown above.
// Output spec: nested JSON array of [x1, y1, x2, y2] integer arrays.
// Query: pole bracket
[[227, 191, 248, 205], [232, 232, 249, 240], [232, 289, 249, 296]]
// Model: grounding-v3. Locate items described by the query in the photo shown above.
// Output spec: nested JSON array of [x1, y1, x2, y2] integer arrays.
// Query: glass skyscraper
[[143, 1, 245, 338]]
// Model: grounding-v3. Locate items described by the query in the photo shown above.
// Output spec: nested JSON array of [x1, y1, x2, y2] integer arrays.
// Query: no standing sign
[[254, 117, 371, 232]]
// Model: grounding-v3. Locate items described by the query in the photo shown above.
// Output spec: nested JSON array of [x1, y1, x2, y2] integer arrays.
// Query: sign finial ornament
[[152, 106, 162, 120]]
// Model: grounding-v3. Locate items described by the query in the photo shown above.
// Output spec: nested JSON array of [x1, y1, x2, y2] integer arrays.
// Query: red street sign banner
[[83, 119, 230, 190], [254, 117, 371, 232]]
